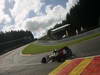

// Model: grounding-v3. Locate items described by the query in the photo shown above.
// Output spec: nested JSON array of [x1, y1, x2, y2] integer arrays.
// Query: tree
[[47, 0, 100, 39]]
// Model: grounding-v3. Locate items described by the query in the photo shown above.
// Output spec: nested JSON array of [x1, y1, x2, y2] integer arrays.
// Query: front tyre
[[41, 57, 47, 63]]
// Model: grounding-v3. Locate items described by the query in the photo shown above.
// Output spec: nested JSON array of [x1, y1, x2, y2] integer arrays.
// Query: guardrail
[[60, 27, 100, 42], [38, 27, 100, 45]]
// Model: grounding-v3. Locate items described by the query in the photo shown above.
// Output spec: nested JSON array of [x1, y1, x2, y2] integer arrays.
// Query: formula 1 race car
[[41, 46, 75, 63]]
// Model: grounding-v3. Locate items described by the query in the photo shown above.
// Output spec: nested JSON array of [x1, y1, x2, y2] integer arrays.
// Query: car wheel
[[41, 57, 47, 63]]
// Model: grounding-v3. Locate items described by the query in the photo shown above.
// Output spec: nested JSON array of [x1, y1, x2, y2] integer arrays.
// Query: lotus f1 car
[[41, 46, 75, 63]]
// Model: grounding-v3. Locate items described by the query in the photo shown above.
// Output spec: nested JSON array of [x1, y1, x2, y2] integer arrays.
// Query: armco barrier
[[58, 27, 100, 42], [38, 27, 100, 45]]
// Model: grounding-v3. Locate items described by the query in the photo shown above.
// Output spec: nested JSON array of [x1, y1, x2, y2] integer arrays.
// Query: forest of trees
[[0, 30, 34, 54], [0, 30, 34, 43], [47, 0, 100, 40]]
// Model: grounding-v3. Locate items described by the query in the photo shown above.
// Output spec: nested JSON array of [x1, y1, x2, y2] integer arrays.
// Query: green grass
[[22, 33, 100, 54]]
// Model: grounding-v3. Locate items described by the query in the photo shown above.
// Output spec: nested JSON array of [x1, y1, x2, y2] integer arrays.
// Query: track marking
[[69, 57, 93, 75], [49, 60, 71, 75], [81, 56, 100, 75], [57, 58, 83, 75]]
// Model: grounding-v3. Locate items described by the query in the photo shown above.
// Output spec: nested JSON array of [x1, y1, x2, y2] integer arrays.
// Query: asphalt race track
[[0, 45, 61, 75], [0, 36, 100, 75]]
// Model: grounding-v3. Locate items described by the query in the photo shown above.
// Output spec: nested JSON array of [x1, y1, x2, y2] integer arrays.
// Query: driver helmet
[[53, 49, 57, 53]]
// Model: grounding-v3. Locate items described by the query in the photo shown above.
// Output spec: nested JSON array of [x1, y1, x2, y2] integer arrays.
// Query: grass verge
[[22, 33, 100, 54]]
